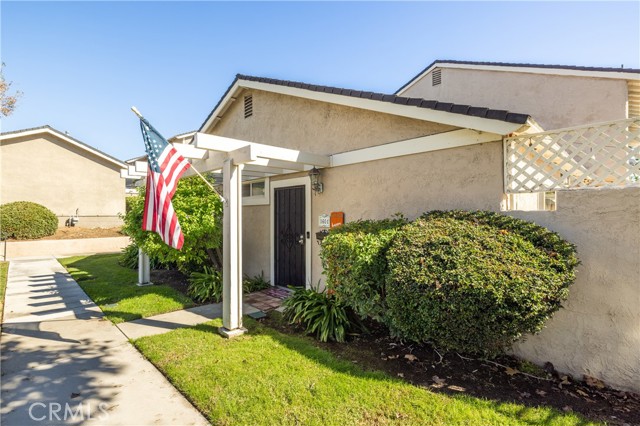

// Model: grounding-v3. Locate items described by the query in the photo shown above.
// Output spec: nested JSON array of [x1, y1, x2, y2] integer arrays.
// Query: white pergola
[[122, 133, 330, 337]]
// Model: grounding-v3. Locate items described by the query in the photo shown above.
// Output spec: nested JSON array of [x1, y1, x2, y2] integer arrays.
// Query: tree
[[121, 175, 224, 273], [1, 63, 22, 117]]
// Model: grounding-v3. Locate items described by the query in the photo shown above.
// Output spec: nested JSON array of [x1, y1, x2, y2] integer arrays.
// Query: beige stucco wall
[[211, 89, 456, 155], [0, 134, 125, 228], [508, 187, 640, 392], [242, 205, 270, 279], [400, 68, 629, 130]]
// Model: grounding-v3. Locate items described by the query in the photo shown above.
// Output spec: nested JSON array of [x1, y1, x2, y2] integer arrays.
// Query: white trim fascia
[[0, 127, 127, 169], [199, 80, 525, 135], [269, 177, 312, 289], [330, 129, 501, 167], [397, 62, 640, 96], [201, 84, 243, 132]]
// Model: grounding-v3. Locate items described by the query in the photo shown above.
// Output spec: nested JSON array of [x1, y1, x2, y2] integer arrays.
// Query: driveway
[[1, 256, 209, 425]]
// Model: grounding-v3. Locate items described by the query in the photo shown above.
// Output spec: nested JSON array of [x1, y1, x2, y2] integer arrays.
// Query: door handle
[[297, 234, 305, 245]]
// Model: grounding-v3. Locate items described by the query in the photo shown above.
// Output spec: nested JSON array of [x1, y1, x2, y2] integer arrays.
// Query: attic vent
[[432, 68, 442, 86], [244, 95, 253, 118]]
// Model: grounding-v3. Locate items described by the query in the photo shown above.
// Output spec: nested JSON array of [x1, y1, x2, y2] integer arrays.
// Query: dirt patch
[[29, 227, 125, 240], [262, 314, 640, 426], [150, 269, 191, 297]]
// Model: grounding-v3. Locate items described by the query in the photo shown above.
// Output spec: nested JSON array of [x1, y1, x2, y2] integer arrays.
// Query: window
[[242, 178, 269, 205], [504, 191, 557, 212]]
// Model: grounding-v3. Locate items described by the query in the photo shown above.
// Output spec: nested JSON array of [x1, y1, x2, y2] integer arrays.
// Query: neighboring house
[[396, 60, 640, 130], [1, 125, 127, 228], [123, 60, 640, 392]]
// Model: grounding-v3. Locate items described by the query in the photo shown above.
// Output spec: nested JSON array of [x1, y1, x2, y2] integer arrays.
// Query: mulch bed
[[262, 315, 640, 426], [150, 269, 191, 297], [29, 227, 124, 240]]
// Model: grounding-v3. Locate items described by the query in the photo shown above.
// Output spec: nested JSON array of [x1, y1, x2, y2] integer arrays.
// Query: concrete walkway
[[116, 303, 260, 340], [1, 257, 209, 426]]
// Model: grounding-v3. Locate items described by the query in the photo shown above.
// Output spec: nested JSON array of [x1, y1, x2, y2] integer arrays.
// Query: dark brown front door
[[274, 186, 305, 287]]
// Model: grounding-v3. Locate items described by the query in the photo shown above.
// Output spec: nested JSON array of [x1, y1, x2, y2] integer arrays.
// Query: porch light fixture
[[308, 167, 323, 194]]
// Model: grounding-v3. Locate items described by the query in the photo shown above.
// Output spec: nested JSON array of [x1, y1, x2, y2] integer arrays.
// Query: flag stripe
[[139, 118, 191, 250]]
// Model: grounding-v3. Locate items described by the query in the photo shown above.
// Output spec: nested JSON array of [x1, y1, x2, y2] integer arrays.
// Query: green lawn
[[0, 261, 8, 322], [60, 254, 194, 323], [134, 317, 598, 426]]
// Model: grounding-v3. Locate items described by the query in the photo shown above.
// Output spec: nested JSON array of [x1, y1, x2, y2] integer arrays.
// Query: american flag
[[139, 118, 191, 250]]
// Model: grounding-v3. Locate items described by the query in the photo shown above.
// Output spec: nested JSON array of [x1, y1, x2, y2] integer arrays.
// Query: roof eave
[[200, 77, 528, 136]]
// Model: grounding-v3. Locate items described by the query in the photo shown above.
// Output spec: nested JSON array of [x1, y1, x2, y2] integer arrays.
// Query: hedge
[[0, 201, 58, 240], [385, 211, 579, 355], [320, 216, 407, 322]]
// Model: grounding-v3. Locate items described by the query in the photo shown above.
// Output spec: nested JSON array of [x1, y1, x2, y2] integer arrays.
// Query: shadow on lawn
[[189, 320, 594, 426]]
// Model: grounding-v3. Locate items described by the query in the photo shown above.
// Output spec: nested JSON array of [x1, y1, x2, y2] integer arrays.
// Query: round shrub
[[321, 216, 407, 322], [386, 210, 578, 355], [0, 201, 58, 239]]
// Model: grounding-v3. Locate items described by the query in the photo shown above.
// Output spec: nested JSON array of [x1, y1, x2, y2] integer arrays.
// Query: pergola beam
[[194, 133, 330, 168]]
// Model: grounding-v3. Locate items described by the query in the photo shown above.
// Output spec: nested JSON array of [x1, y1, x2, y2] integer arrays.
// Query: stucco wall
[[400, 68, 629, 130], [0, 134, 125, 228], [508, 187, 640, 392], [242, 205, 270, 279], [212, 89, 456, 155]]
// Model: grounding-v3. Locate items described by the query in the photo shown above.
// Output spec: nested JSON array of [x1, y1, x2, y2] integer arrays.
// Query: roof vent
[[244, 95, 253, 118], [432, 69, 442, 86]]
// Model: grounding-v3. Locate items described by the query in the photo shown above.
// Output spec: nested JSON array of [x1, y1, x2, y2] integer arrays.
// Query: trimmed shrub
[[320, 216, 407, 322], [282, 286, 362, 343], [385, 210, 579, 355], [0, 201, 58, 239]]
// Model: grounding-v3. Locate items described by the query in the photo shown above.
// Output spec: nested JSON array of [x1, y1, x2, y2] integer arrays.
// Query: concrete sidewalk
[[1, 257, 209, 426], [116, 303, 260, 340]]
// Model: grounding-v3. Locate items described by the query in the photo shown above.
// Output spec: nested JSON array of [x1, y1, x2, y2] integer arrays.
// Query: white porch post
[[137, 248, 152, 286], [219, 159, 246, 337]]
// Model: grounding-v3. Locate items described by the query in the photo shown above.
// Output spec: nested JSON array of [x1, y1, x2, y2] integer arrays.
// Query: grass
[[134, 317, 599, 426], [59, 253, 194, 323], [0, 261, 8, 322]]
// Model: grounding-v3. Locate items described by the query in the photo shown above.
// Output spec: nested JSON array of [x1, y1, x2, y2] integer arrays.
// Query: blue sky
[[2, 1, 639, 161]]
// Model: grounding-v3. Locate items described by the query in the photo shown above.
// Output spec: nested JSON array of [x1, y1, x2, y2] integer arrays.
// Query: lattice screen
[[504, 117, 640, 193]]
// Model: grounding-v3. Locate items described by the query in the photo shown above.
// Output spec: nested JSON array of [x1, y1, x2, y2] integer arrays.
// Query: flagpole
[[131, 106, 224, 202]]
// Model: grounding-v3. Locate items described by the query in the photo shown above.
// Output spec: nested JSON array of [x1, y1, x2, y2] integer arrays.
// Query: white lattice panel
[[504, 117, 640, 193]]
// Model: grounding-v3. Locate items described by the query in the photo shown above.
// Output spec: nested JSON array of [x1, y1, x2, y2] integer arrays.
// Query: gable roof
[[199, 74, 535, 136], [397, 59, 640, 95], [0, 125, 126, 169]]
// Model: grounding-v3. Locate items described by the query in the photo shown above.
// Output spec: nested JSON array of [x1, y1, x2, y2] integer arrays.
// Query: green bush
[[188, 266, 222, 303], [282, 286, 361, 343], [320, 216, 407, 322], [243, 271, 270, 294], [121, 175, 223, 274], [118, 243, 175, 270], [385, 210, 579, 355], [0, 201, 58, 239]]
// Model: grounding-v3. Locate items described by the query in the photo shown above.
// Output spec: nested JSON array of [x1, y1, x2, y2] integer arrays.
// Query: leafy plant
[[320, 216, 407, 322], [118, 243, 176, 270], [188, 266, 223, 303], [0, 201, 58, 239], [282, 286, 362, 343], [385, 210, 579, 356], [121, 175, 223, 274], [243, 271, 270, 294]]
